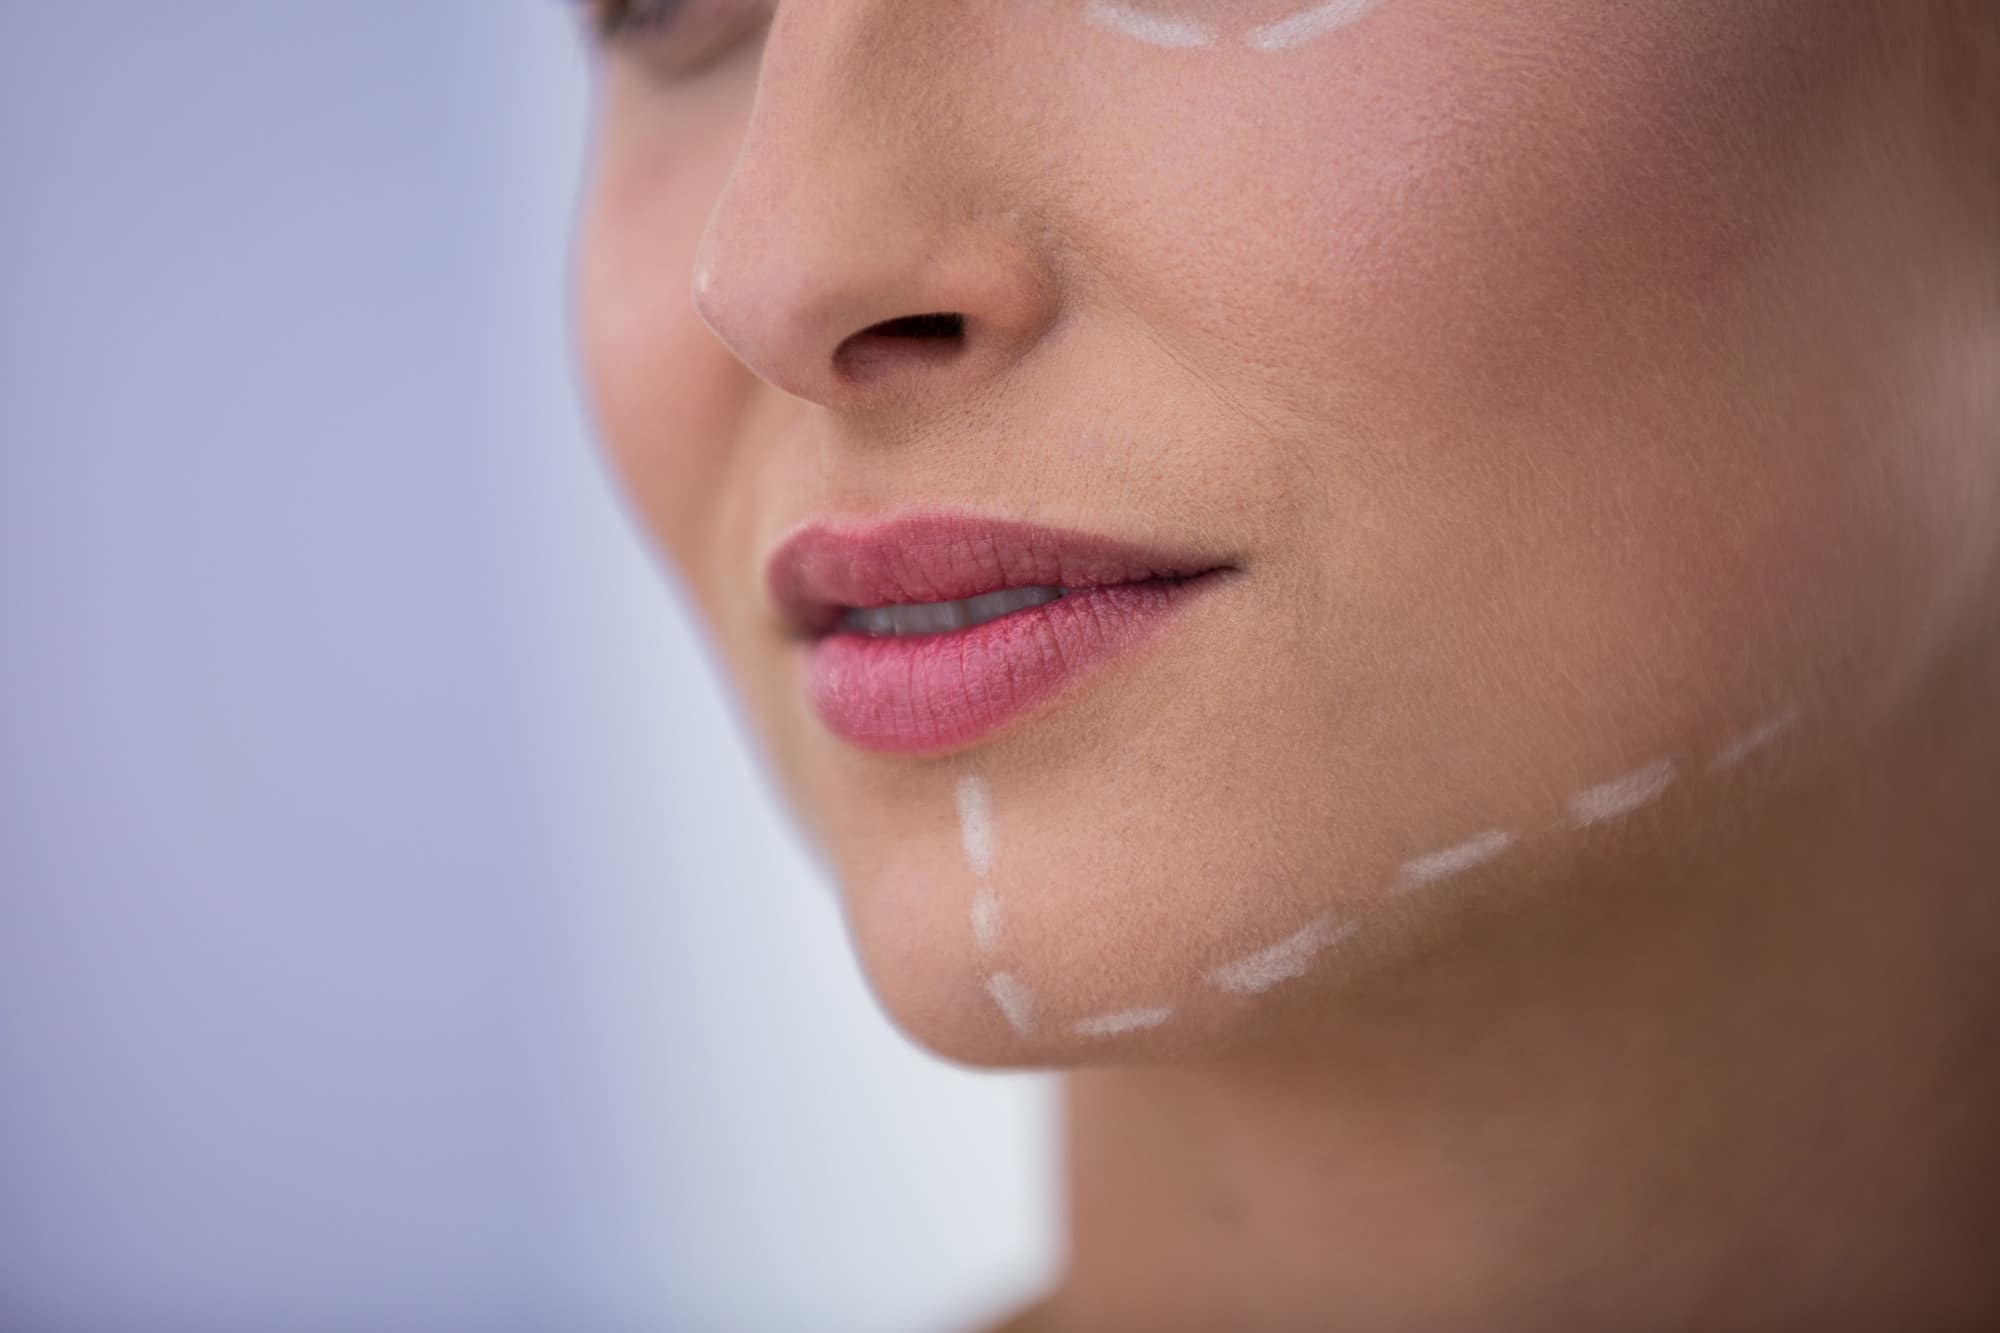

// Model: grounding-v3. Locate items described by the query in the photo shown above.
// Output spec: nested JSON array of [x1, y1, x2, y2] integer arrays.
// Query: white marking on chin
[[956, 775, 994, 877], [1567, 757, 1677, 827], [1206, 913, 1357, 994], [1709, 706, 1802, 772], [1072, 1005, 1175, 1038], [970, 887, 1001, 954], [1244, 0, 1382, 51], [985, 973, 1035, 1035], [1393, 829, 1514, 892], [1082, 0, 1215, 49]]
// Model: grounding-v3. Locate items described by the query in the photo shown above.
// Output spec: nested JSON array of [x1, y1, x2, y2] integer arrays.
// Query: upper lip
[[766, 512, 1233, 638]]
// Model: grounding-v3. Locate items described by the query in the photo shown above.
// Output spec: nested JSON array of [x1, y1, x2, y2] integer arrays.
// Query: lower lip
[[802, 574, 1224, 754]]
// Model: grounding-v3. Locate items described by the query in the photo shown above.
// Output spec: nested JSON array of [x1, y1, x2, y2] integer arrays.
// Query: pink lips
[[766, 513, 1231, 754]]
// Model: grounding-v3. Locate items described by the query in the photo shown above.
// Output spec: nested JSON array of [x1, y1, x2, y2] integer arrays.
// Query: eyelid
[[583, 0, 680, 39], [584, 0, 773, 80]]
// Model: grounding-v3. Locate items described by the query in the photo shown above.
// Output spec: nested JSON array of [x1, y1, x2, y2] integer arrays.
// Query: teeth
[[840, 585, 1065, 636]]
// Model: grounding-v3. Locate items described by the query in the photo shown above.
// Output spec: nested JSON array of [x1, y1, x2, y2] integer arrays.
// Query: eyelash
[[577, 0, 773, 80], [584, 0, 768, 62], [583, 0, 683, 40]]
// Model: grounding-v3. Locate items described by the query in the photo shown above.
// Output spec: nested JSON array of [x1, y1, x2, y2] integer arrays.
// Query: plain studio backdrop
[[0, 5, 1058, 1331]]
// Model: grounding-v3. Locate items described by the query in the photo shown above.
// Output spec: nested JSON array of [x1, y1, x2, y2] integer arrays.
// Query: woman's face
[[577, 1, 1995, 1062]]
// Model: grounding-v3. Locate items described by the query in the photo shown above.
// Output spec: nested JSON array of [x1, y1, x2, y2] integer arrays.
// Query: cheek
[[575, 92, 754, 600], [1062, 3, 1936, 731], [1067, 4, 1834, 418]]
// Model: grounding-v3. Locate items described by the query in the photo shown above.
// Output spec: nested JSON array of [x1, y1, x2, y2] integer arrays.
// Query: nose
[[690, 5, 1059, 412]]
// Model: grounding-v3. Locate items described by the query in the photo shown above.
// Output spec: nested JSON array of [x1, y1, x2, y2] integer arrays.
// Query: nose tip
[[689, 181, 1057, 412]]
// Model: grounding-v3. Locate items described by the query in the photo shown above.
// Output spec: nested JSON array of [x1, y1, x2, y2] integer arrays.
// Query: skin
[[575, 2, 2000, 1326]]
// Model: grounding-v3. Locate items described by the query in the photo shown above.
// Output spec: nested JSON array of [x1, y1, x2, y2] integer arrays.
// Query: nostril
[[866, 312, 964, 340], [832, 311, 966, 383]]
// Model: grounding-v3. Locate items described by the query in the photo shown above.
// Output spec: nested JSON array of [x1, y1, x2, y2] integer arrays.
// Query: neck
[[1038, 656, 2000, 1330]]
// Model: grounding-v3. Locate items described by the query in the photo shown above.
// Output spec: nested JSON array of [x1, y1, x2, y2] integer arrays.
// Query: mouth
[[766, 513, 1235, 755]]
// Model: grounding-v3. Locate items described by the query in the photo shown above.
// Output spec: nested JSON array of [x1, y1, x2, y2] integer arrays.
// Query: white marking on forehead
[[956, 775, 994, 877], [1709, 706, 1802, 772], [1072, 1005, 1174, 1038], [1567, 757, 1677, 827], [1393, 829, 1514, 892], [1082, 0, 1215, 49], [1243, 0, 1383, 51], [969, 887, 1001, 953], [984, 973, 1035, 1035], [1206, 913, 1356, 994]]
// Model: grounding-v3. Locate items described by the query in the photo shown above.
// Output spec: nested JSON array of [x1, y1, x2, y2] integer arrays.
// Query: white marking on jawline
[[1244, 0, 1382, 51], [970, 888, 1001, 954], [1709, 706, 1801, 772], [1072, 1005, 1174, 1038], [956, 775, 994, 877], [985, 973, 1035, 1034], [1567, 757, 1677, 827], [1082, 0, 1215, 49], [1206, 913, 1356, 994], [1394, 829, 1514, 891]]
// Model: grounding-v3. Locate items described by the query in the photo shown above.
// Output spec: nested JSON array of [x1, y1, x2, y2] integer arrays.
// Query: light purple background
[[0, 5, 1056, 1330]]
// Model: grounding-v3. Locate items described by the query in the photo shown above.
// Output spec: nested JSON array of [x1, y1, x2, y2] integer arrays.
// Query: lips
[[766, 513, 1232, 754]]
